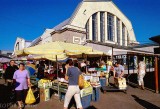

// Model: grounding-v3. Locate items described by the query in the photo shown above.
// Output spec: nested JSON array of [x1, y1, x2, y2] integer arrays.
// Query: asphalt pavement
[[0, 79, 159, 109]]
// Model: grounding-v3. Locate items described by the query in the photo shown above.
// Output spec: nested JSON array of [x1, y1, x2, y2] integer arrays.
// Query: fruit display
[[38, 79, 52, 89]]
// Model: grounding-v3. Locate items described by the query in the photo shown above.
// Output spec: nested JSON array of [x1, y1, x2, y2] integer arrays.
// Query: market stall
[[14, 41, 110, 108]]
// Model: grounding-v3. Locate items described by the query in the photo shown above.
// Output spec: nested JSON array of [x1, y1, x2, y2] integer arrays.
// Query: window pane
[[117, 18, 120, 45], [122, 24, 125, 46], [92, 13, 97, 41], [86, 21, 89, 39], [100, 12, 105, 42], [107, 13, 114, 41]]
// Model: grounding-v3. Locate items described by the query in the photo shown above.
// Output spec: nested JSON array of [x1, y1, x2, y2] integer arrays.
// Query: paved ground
[[0, 79, 160, 109]]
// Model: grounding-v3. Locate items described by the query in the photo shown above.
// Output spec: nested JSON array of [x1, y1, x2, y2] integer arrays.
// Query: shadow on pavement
[[132, 95, 160, 109], [86, 105, 97, 109], [0, 82, 17, 109], [67, 97, 97, 109]]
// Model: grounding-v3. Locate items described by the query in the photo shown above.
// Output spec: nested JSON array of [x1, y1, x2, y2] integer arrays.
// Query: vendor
[[37, 62, 45, 80], [64, 59, 82, 109], [106, 58, 112, 73], [100, 60, 107, 70], [114, 62, 124, 78]]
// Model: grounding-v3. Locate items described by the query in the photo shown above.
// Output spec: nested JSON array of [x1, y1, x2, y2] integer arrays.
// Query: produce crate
[[92, 87, 100, 102], [114, 78, 127, 90], [81, 94, 92, 109], [80, 87, 93, 97], [40, 88, 50, 102], [60, 93, 65, 101], [100, 78, 106, 87], [38, 82, 52, 89]]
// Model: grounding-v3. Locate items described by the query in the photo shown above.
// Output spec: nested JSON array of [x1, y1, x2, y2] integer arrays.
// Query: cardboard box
[[114, 78, 127, 89], [40, 88, 50, 102]]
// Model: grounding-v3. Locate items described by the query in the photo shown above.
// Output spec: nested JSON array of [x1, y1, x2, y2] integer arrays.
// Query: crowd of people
[[0, 56, 146, 109], [0, 60, 31, 109]]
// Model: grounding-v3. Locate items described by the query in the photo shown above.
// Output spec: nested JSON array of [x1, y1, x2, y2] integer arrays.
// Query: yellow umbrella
[[23, 41, 93, 55], [15, 41, 109, 60], [24, 42, 64, 55], [32, 53, 68, 61], [15, 50, 24, 56]]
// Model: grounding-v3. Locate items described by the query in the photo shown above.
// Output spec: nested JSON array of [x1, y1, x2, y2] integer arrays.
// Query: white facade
[[51, 0, 139, 46], [14, 37, 31, 51], [13, 0, 140, 55], [41, 29, 53, 44]]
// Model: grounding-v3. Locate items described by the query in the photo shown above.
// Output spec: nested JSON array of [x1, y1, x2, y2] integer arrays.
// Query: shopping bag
[[25, 88, 36, 104], [78, 75, 84, 89]]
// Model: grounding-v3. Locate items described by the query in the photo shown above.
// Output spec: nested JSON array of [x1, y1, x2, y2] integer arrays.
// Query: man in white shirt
[[138, 57, 146, 90], [114, 62, 124, 78]]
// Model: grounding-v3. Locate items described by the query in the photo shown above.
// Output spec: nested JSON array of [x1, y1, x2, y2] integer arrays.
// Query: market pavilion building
[[14, 0, 139, 55], [13, 0, 160, 93]]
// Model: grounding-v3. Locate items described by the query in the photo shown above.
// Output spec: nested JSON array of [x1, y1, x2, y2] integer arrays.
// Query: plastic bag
[[78, 75, 84, 89], [84, 80, 91, 88], [25, 88, 36, 104]]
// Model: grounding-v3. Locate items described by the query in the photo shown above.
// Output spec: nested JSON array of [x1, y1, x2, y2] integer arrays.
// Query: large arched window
[[85, 11, 128, 46], [16, 42, 20, 50], [107, 13, 114, 41]]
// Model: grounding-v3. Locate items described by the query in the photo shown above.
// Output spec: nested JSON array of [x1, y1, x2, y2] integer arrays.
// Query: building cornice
[[86, 40, 156, 55], [51, 28, 86, 35]]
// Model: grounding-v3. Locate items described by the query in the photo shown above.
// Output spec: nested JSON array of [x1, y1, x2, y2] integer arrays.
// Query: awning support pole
[[155, 56, 159, 93], [56, 55, 60, 99]]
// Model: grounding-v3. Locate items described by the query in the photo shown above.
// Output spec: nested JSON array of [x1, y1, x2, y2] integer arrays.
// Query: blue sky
[[0, 0, 160, 50]]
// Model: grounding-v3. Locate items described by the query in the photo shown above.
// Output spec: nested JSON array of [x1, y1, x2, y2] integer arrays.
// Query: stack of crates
[[100, 77, 106, 87], [81, 94, 92, 109], [92, 87, 100, 102], [39, 88, 50, 102]]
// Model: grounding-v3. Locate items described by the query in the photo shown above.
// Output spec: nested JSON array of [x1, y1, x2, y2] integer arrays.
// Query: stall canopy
[[15, 41, 108, 60], [15, 41, 92, 55], [0, 57, 11, 63], [0, 55, 12, 63], [149, 35, 160, 44], [31, 53, 68, 61]]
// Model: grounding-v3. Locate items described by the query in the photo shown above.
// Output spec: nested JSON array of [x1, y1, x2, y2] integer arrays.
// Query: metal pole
[[133, 55, 135, 74], [86, 55, 88, 73], [56, 55, 60, 99], [127, 54, 130, 75], [112, 47, 113, 62], [155, 57, 159, 93]]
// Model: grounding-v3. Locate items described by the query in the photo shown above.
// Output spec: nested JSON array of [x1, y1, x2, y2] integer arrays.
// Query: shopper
[[13, 63, 31, 109], [4, 60, 18, 87], [137, 57, 146, 90], [37, 61, 45, 80], [114, 61, 124, 78], [106, 58, 112, 73], [100, 60, 107, 70], [64, 59, 83, 109], [65, 59, 70, 74]]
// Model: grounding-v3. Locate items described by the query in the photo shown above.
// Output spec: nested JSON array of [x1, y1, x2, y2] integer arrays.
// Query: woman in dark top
[[4, 60, 18, 89]]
